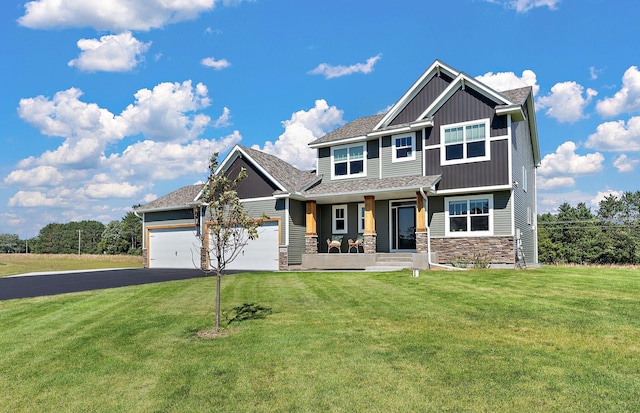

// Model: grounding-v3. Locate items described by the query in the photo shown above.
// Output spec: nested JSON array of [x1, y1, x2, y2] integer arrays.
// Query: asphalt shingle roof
[[499, 86, 532, 106], [309, 114, 384, 147], [136, 183, 204, 212], [303, 174, 441, 198]]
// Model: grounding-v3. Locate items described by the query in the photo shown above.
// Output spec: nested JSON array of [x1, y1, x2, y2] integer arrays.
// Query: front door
[[391, 201, 416, 251]]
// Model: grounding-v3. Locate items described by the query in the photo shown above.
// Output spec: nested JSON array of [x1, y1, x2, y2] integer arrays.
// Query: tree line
[[538, 191, 640, 265], [0, 211, 142, 255]]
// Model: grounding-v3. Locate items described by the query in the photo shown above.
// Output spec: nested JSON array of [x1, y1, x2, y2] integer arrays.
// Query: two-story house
[[136, 59, 539, 270]]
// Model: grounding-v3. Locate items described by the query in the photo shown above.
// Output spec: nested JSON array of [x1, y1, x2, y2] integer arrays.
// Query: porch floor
[[301, 252, 432, 271]]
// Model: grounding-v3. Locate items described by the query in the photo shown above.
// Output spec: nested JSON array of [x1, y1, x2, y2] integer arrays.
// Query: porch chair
[[348, 235, 364, 253], [327, 235, 343, 253]]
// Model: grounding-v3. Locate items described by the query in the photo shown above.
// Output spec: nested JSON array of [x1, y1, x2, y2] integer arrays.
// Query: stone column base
[[415, 231, 428, 253], [142, 248, 148, 268], [305, 235, 318, 254], [200, 247, 208, 271], [364, 233, 377, 254]]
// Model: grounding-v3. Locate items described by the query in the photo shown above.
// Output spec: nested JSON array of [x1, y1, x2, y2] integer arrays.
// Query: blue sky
[[1, 0, 639, 238]]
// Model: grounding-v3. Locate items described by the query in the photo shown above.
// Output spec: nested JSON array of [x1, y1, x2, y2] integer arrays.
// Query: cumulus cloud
[[613, 154, 639, 172], [253, 100, 345, 170], [309, 54, 382, 79], [538, 141, 604, 181], [4, 165, 64, 187], [586, 116, 640, 151], [537, 176, 575, 190], [8, 191, 66, 208], [537, 81, 597, 123], [121, 81, 211, 143], [591, 189, 624, 207], [475, 69, 539, 95], [213, 107, 232, 128], [487, 0, 561, 12], [68, 32, 151, 72], [18, 0, 216, 31], [201, 57, 231, 70], [596, 66, 640, 117]]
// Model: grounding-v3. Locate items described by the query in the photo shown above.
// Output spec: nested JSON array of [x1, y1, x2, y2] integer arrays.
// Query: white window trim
[[522, 166, 528, 192], [358, 203, 365, 234], [331, 143, 367, 180], [332, 204, 348, 234], [391, 133, 416, 163], [445, 194, 494, 237], [440, 118, 491, 166]]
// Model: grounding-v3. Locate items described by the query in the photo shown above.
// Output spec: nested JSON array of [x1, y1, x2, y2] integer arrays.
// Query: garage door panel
[[211, 222, 279, 271], [149, 227, 200, 268]]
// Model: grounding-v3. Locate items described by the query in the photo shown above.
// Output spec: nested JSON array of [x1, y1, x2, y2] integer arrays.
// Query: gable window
[[392, 134, 415, 162], [332, 205, 348, 234], [445, 194, 493, 236], [332, 144, 365, 178], [441, 119, 490, 164]]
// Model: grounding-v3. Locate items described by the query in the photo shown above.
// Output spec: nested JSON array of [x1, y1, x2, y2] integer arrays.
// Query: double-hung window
[[332, 144, 365, 178], [441, 119, 490, 164], [445, 195, 493, 236], [392, 134, 415, 162], [332, 205, 348, 234]]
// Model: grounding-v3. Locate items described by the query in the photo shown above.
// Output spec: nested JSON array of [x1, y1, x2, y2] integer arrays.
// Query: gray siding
[[428, 197, 446, 237], [317, 141, 380, 180], [227, 156, 280, 199], [511, 113, 538, 263], [144, 209, 194, 224], [424, 140, 509, 190], [390, 73, 453, 126], [380, 133, 423, 178], [375, 200, 390, 252], [288, 199, 306, 265], [242, 198, 286, 245]]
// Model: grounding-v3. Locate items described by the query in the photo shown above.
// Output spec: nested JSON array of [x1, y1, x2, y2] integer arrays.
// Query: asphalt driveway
[[0, 268, 219, 301]]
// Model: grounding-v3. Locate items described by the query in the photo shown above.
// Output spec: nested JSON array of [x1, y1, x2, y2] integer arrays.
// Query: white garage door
[[212, 221, 279, 271], [149, 226, 200, 268]]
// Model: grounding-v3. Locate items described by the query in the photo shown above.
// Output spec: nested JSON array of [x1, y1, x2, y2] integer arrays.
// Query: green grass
[[0, 254, 142, 277], [1, 267, 639, 412]]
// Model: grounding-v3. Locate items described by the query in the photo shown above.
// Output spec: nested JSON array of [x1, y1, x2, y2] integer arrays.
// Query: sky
[[1, 0, 640, 239]]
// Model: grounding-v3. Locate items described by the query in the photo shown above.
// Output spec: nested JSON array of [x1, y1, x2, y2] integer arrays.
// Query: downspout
[[419, 187, 465, 271]]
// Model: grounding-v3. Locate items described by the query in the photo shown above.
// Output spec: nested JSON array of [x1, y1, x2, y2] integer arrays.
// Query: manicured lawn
[[0, 254, 142, 277], [1, 267, 639, 412]]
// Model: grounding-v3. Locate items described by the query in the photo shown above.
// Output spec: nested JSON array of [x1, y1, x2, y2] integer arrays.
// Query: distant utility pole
[[77, 230, 82, 255]]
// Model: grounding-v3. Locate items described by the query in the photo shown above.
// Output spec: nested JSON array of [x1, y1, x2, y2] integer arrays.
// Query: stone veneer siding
[[279, 246, 288, 270], [142, 248, 148, 268], [415, 231, 428, 253], [364, 234, 377, 254], [431, 236, 515, 265], [305, 235, 318, 254]]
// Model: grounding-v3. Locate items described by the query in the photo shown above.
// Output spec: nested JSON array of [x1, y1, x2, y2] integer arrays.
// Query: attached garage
[[148, 226, 200, 269], [209, 220, 280, 271]]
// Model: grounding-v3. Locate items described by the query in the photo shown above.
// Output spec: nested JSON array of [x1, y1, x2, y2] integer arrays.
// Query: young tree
[[198, 153, 264, 333]]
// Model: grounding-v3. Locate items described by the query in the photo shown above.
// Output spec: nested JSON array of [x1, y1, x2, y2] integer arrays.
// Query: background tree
[[0, 234, 23, 253], [98, 221, 129, 254], [199, 153, 264, 333], [121, 211, 143, 254], [31, 221, 105, 254]]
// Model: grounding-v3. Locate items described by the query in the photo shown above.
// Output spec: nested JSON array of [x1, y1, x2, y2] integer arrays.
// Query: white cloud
[[201, 57, 231, 70], [613, 154, 640, 172], [213, 107, 232, 128], [309, 54, 382, 79], [487, 0, 561, 12], [18, 0, 216, 31], [254, 100, 345, 170], [591, 189, 624, 207], [475, 69, 539, 95], [537, 176, 575, 190], [586, 116, 640, 151], [538, 141, 604, 178], [105, 132, 242, 181], [596, 66, 640, 117], [68, 32, 151, 72], [8, 191, 66, 208], [4, 165, 64, 187], [537, 81, 597, 123], [121, 81, 211, 143], [82, 182, 144, 199]]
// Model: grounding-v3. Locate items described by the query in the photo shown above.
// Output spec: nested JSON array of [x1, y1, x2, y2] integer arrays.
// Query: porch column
[[415, 192, 428, 254], [363, 196, 377, 254], [305, 201, 318, 254]]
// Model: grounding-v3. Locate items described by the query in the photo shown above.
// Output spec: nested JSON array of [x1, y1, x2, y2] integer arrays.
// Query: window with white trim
[[441, 119, 490, 164], [332, 144, 365, 178], [445, 195, 493, 236], [358, 203, 365, 233], [332, 205, 348, 234], [392, 134, 415, 162]]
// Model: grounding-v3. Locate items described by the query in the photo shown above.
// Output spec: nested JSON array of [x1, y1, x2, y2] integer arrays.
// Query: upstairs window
[[392, 134, 415, 162], [441, 119, 490, 164], [332, 144, 365, 178], [445, 195, 493, 236]]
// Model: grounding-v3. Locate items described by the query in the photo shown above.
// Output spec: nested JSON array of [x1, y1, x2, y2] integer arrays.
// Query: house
[[136, 59, 540, 270]]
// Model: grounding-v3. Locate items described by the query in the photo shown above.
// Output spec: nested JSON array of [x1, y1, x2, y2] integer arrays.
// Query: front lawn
[[0, 254, 142, 277], [0, 267, 638, 412]]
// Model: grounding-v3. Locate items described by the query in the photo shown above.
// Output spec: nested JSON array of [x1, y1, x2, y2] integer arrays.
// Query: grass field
[[1, 266, 639, 412], [0, 254, 143, 277]]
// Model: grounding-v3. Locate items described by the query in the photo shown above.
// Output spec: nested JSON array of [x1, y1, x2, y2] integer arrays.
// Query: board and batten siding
[[389, 73, 454, 126], [287, 199, 306, 265]]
